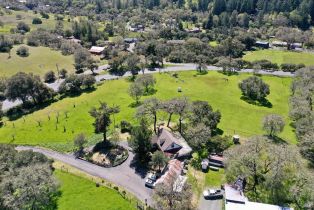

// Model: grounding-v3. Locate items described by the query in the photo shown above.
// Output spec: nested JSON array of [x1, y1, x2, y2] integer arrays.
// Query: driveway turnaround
[[16, 146, 153, 206], [198, 194, 223, 210]]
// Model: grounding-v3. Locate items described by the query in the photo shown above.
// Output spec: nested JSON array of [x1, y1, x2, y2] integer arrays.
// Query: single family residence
[[151, 128, 192, 159], [89, 46, 105, 55], [225, 178, 293, 210]]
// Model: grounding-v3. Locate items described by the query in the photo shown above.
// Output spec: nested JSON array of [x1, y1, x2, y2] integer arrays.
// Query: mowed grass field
[[0, 71, 295, 149], [243, 49, 314, 66], [0, 10, 71, 34], [0, 45, 75, 77], [55, 170, 136, 210]]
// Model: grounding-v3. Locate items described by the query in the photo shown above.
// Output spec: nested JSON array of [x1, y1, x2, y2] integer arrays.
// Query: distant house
[[208, 155, 224, 168], [291, 42, 302, 50], [166, 40, 186, 45], [89, 46, 105, 55], [225, 178, 294, 210], [129, 24, 145, 32], [255, 41, 269, 49], [67, 36, 81, 44], [272, 41, 288, 47], [187, 27, 201, 33], [124, 38, 138, 43], [151, 128, 192, 159]]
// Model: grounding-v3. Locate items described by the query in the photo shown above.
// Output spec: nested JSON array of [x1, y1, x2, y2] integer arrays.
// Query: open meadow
[[0, 10, 71, 34], [243, 49, 314, 66], [0, 71, 295, 150], [0, 45, 75, 77]]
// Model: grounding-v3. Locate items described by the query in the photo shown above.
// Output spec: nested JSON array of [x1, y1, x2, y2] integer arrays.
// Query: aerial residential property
[[0, 0, 313, 210]]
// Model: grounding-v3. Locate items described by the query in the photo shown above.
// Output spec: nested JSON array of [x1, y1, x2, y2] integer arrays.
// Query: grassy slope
[[243, 49, 314, 66], [55, 170, 136, 210], [0, 45, 74, 77], [0, 10, 71, 34], [0, 71, 295, 148]]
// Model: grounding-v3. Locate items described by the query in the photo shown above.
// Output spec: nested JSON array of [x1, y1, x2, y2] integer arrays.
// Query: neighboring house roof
[[225, 184, 293, 210], [256, 41, 269, 45], [156, 159, 183, 186], [226, 201, 293, 210], [225, 184, 247, 204], [154, 128, 192, 158], [89, 46, 105, 53], [67, 36, 81, 43], [173, 175, 187, 192], [209, 155, 224, 163], [166, 40, 186, 45], [272, 41, 288, 46]]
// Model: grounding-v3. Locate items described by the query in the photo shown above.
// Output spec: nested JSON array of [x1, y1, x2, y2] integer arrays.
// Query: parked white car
[[203, 189, 223, 199]]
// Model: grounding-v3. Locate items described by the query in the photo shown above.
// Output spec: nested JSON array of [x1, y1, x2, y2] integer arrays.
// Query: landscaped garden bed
[[80, 141, 129, 168]]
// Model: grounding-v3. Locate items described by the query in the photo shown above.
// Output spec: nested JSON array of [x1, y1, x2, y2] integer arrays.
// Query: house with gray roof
[[151, 128, 192, 159]]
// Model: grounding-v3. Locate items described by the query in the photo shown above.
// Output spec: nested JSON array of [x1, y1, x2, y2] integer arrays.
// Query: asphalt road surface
[[16, 145, 153, 206]]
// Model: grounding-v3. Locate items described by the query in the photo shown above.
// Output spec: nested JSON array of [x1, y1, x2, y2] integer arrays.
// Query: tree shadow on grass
[[212, 128, 224, 136], [128, 101, 143, 108], [195, 71, 208, 76], [59, 87, 96, 100], [143, 88, 157, 96], [6, 99, 57, 121], [240, 96, 273, 108], [218, 70, 239, 76], [6, 87, 97, 121], [129, 155, 150, 179], [264, 135, 288, 145]]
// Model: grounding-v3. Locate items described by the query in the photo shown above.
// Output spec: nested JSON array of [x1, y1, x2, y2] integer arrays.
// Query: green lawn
[[243, 49, 314, 66], [204, 169, 225, 187], [55, 170, 136, 210], [0, 71, 295, 150], [0, 10, 71, 34], [209, 41, 218, 47], [0, 45, 74, 77]]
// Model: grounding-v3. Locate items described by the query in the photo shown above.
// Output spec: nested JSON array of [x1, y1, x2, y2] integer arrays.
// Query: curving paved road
[[2, 63, 293, 111], [16, 145, 153, 206]]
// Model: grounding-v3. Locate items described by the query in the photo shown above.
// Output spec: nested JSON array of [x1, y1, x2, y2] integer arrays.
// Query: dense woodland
[[1, 0, 314, 30]]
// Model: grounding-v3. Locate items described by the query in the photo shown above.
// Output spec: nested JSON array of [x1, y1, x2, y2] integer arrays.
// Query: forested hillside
[[2, 0, 314, 29]]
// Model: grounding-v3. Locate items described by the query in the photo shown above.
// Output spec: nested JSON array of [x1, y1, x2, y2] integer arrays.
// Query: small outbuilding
[[255, 41, 269, 49], [233, 135, 240, 144], [124, 38, 138, 43], [89, 46, 105, 55]]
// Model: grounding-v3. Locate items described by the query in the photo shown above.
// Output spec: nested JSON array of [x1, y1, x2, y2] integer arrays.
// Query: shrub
[[16, 46, 29, 57], [252, 60, 279, 71], [0, 35, 13, 52], [81, 74, 96, 89], [40, 12, 49, 19], [59, 69, 68, 79], [44, 71, 56, 83], [32, 17, 42, 24], [17, 22, 30, 33], [239, 76, 270, 101], [280, 63, 305, 72], [60, 41, 75, 55], [120, 120, 132, 133]]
